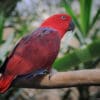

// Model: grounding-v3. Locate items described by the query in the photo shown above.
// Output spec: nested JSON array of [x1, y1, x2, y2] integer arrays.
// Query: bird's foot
[[48, 73, 52, 80], [48, 69, 57, 80]]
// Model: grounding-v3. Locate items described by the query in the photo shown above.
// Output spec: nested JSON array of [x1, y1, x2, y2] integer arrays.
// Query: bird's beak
[[68, 21, 75, 31]]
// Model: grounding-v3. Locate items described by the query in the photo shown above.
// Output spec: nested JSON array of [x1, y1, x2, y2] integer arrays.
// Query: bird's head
[[40, 14, 75, 38]]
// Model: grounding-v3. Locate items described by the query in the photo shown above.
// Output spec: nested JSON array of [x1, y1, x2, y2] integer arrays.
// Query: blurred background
[[0, 0, 100, 100]]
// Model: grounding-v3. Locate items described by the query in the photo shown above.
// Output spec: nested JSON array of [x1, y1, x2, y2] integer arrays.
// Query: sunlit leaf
[[79, 0, 92, 36], [0, 33, 14, 61], [53, 39, 100, 71], [0, 13, 5, 44], [89, 8, 100, 31]]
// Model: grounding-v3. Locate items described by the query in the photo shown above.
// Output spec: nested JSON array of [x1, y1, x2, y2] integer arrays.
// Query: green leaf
[[0, 13, 5, 44], [79, 0, 92, 36], [89, 8, 100, 31], [0, 33, 14, 61], [53, 39, 100, 71]]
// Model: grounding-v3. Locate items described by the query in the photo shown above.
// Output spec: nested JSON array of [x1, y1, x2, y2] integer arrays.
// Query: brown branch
[[12, 69, 100, 89]]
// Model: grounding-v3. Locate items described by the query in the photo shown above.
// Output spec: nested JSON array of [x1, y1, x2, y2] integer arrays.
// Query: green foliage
[[79, 0, 92, 36], [54, 0, 100, 71], [0, 0, 21, 64], [62, 0, 100, 38], [0, 0, 22, 99], [90, 8, 100, 30], [14, 17, 31, 37], [0, 13, 5, 44], [57, 0, 100, 99], [0, 33, 14, 62], [0, 0, 21, 17], [53, 39, 100, 71]]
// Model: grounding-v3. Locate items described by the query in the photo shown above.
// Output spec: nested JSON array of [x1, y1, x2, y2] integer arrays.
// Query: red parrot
[[0, 14, 74, 93]]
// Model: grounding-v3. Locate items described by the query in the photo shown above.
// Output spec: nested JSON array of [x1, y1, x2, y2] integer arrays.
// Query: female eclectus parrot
[[0, 14, 74, 93]]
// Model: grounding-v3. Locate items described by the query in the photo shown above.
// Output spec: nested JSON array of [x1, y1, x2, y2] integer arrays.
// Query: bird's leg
[[48, 69, 57, 80], [48, 73, 52, 80]]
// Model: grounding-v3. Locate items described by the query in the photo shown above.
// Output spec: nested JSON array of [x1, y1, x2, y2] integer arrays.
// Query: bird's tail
[[0, 74, 14, 93]]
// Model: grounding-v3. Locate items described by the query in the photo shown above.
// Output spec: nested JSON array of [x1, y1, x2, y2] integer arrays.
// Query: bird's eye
[[61, 16, 67, 20]]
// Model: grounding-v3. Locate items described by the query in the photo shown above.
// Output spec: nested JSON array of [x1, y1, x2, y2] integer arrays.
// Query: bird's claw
[[49, 73, 52, 80]]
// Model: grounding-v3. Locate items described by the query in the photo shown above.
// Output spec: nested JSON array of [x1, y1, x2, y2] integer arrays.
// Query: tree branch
[[12, 69, 100, 89]]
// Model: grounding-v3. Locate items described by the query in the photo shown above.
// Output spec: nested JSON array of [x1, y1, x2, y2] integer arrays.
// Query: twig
[[12, 69, 100, 88]]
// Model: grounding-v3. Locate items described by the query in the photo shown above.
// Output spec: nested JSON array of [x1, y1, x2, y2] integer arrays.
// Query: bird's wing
[[0, 35, 31, 74], [1, 28, 60, 76]]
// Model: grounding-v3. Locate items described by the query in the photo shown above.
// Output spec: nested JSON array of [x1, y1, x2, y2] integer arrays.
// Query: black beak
[[68, 21, 75, 31]]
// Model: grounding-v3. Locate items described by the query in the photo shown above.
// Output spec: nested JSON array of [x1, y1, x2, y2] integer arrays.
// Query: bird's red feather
[[0, 14, 73, 93]]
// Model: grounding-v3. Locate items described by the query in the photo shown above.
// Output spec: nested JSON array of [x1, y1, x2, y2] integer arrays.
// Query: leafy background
[[0, 0, 100, 100]]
